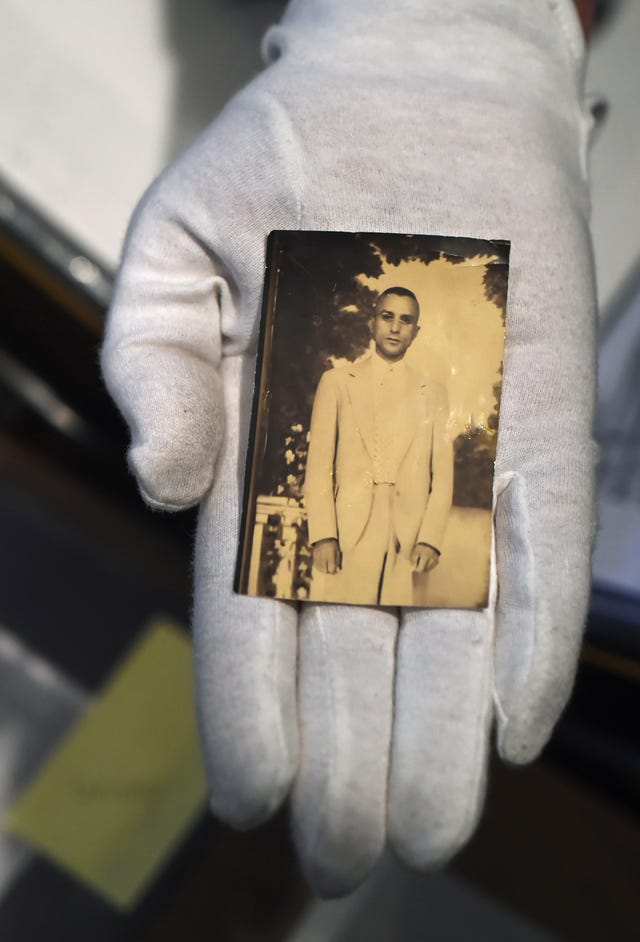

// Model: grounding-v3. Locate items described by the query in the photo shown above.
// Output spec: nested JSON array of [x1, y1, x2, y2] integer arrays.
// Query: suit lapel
[[346, 357, 376, 461], [395, 372, 428, 468]]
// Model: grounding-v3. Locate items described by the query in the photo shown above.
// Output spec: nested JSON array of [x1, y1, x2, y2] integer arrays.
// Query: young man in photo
[[304, 287, 453, 605]]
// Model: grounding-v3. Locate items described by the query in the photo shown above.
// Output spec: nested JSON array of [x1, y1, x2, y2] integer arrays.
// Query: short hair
[[376, 286, 420, 316]]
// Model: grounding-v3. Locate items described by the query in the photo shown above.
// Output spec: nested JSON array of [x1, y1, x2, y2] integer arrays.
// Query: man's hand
[[313, 538, 342, 575], [410, 543, 440, 574]]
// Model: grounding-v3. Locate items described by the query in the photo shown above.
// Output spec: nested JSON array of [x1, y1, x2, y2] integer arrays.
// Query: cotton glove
[[101, 0, 598, 896]]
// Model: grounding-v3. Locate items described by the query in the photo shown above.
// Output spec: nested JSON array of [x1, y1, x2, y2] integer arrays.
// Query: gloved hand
[[101, 0, 598, 896]]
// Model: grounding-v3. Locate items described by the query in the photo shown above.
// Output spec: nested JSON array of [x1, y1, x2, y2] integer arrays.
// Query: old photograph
[[236, 231, 509, 608]]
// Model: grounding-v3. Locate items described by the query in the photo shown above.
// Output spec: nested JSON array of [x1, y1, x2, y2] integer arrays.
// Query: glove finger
[[292, 602, 398, 897], [387, 605, 494, 869], [101, 194, 231, 510], [486, 169, 597, 763], [193, 355, 298, 829], [101, 88, 301, 510], [493, 460, 596, 766]]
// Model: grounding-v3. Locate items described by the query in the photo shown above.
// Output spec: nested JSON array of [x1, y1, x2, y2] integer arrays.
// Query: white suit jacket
[[304, 355, 453, 557]]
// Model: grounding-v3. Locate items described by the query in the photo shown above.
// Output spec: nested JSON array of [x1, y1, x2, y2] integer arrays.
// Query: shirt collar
[[371, 349, 408, 379]]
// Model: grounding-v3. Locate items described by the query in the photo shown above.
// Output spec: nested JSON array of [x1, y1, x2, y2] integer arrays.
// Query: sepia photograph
[[236, 231, 508, 608]]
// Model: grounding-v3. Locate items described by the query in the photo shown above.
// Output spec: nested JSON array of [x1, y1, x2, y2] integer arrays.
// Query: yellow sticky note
[[5, 621, 208, 910]]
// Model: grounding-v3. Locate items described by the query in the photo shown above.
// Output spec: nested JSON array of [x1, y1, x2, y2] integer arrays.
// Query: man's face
[[370, 293, 420, 361]]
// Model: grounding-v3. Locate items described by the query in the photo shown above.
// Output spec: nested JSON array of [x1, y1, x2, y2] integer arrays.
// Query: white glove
[[101, 0, 598, 896]]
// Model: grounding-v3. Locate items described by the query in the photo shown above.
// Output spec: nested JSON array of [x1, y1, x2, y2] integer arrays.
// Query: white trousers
[[310, 484, 413, 606]]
